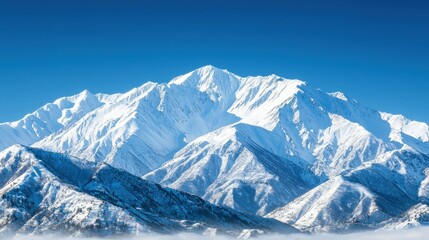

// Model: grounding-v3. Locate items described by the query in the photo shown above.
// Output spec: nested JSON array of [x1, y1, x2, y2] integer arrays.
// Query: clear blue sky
[[0, 0, 428, 123]]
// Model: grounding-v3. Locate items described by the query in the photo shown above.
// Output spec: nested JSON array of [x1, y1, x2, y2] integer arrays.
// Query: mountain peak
[[79, 89, 91, 95], [52, 89, 96, 106], [194, 65, 236, 77], [328, 91, 349, 101], [169, 65, 236, 86], [197, 64, 224, 73], [168, 66, 241, 104]]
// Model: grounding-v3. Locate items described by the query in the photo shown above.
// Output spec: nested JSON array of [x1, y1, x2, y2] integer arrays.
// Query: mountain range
[[0, 145, 293, 237], [1, 65, 428, 236]]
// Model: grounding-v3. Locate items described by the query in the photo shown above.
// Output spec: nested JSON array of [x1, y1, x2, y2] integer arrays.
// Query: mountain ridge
[[0, 144, 295, 237], [1, 65, 429, 234]]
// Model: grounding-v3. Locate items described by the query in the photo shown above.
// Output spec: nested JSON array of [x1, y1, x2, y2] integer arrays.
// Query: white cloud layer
[[8, 227, 429, 240]]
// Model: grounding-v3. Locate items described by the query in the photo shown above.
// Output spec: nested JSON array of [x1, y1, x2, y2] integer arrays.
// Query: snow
[[382, 204, 429, 229], [145, 123, 319, 215], [0, 145, 295, 237], [267, 176, 390, 232], [328, 91, 349, 101], [1, 65, 429, 234], [0, 90, 104, 152]]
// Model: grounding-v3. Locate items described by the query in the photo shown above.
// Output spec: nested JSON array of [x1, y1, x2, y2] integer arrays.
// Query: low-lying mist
[[9, 227, 429, 240]]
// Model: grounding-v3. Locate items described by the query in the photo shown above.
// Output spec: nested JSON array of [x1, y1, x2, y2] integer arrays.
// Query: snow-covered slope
[[382, 203, 429, 229], [32, 66, 429, 177], [0, 145, 295, 237], [34, 66, 241, 176], [145, 123, 319, 216], [267, 176, 391, 232], [1, 65, 429, 232], [0, 90, 106, 152], [144, 67, 429, 218], [267, 150, 429, 232]]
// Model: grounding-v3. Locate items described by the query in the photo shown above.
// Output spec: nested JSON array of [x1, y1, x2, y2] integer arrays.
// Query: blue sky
[[0, 0, 428, 123]]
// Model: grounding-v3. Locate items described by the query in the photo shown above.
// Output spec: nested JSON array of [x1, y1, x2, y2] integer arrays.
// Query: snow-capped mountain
[[267, 149, 429, 232], [382, 203, 429, 229], [1, 65, 429, 233], [0, 90, 108, 152], [145, 123, 320, 216], [0, 145, 295, 237], [267, 176, 390, 232], [34, 67, 242, 176]]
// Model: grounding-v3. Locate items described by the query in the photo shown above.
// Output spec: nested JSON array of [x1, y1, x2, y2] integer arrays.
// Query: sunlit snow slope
[[1, 65, 428, 232], [0, 145, 294, 237], [0, 90, 109, 151]]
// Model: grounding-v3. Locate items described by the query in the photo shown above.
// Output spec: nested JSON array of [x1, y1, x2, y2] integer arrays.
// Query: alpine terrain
[[0, 144, 295, 237], [1, 65, 428, 235]]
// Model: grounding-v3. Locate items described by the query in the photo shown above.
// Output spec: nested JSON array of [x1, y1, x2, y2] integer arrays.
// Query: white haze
[[9, 227, 429, 240]]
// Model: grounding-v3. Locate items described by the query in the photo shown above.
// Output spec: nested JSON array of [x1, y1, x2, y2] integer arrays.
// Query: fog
[[10, 227, 429, 240]]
